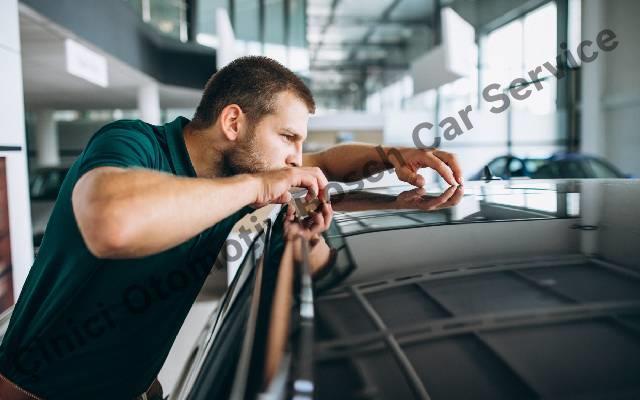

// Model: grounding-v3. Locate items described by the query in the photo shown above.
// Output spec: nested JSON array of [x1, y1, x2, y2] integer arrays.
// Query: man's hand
[[250, 167, 329, 207], [284, 200, 333, 241], [390, 148, 464, 187]]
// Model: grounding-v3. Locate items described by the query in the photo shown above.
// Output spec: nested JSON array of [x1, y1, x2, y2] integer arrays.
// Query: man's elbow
[[72, 167, 134, 259], [79, 208, 132, 259]]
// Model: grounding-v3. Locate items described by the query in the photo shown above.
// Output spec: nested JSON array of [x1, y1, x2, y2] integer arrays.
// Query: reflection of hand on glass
[[395, 186, 464, 211], [284, 202, 335, 275], [332, 185, 464, 212]]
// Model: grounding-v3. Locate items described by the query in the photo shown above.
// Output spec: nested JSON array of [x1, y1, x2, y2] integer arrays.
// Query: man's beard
[[222, 128, 271, 176]]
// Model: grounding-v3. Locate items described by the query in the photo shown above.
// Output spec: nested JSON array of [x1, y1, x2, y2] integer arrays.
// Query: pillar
[[137, 81, 161, 125], [35, 110, 60, 167]]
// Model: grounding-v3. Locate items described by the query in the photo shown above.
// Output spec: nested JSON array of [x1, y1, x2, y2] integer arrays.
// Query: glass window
[[149, 0, 185, 40], [234, 0, 260, 42], [484, 20, 523, 88], [488, 157, 508, 178], [480, 2, 559, 161], [588, 160, 623, 178], [568, 0, 582, 67], [288, 0, 306, 47], [508, 158, 527, 177], [523, 2, 557, 73], [196, 0, 228, 41], [265, 0, 284, 44]]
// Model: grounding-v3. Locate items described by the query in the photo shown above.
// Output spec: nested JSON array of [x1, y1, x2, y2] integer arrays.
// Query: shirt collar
[[164, 116, 197, 178]]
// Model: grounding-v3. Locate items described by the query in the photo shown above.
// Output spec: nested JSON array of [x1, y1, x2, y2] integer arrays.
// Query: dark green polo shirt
[[0, 117, 252, 399]]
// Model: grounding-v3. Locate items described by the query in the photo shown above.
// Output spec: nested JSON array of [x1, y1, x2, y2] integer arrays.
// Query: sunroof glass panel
[[316, 349, 419, 400], [481, 320, 640, 398], [519, 263, 640, 303], [315, 294, 377, 339], [365, 284, 450, 328], [419, 272, 568, 315], [402, 335, 536, 400]]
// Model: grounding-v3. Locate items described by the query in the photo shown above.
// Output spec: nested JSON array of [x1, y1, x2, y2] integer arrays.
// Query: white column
[[0, 0, 34, 299], [580, 0, 606, 156], [137, 81, 161, 125], [35, 110, 60, 167]]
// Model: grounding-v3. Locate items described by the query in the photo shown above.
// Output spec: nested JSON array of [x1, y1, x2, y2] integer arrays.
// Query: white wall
[[602, 0, 640, 177], [0, 0, 34, 299], [581, 0, 640, 176]]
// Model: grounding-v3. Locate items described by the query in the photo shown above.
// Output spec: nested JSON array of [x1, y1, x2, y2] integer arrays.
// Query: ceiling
[[307, 0, 439, 108], [19, 5, 202, 111]]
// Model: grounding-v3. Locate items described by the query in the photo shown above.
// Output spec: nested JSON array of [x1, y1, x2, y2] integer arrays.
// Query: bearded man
[[0, 56, 462, 399]]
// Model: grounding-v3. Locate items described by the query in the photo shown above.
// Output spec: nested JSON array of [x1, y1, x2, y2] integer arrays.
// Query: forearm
[[73, 167, 258, 258], [306, 143, 403, 182]]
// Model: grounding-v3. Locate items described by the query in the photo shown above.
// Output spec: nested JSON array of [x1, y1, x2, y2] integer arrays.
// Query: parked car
[[29, 166, 70, 248], [169, 177, 640, 399], [468, 153, 628, 181]]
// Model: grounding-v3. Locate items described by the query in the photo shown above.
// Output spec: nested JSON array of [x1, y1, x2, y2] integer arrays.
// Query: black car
[[469, 153, 628, 181], [29, 166, 71, 248], [170, 177, 640, 400]]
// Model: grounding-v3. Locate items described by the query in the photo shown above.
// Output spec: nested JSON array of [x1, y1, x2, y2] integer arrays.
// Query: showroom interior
[[0, 0, 639, 398]]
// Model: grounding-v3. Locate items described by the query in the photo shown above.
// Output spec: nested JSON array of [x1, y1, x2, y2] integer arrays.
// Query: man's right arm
[[72, 166, 328, 259]]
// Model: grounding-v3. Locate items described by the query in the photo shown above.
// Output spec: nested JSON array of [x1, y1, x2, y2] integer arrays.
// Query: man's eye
[[282, 134, 295, 141]]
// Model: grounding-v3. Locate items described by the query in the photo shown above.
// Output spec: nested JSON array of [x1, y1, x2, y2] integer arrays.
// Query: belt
[[0, 372, 163, 400], [0, 372, 41, 400]]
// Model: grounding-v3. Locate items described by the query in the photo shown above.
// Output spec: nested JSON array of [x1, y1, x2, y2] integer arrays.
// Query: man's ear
[[219, 104, 243, 141]]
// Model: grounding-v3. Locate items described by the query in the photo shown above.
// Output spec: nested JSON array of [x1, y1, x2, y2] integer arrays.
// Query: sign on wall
[[65, 38, 109, 88]]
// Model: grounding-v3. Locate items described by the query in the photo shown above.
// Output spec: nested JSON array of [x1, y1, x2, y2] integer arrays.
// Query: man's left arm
[[303, 142, 464, 187]]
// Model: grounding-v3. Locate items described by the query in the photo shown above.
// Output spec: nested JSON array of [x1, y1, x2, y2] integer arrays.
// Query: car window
[[524, 159, 545, 175], [173, 229, 268, 400], [588, 159, 623, 178], [488, 157, 508, 178], [557, 161, 589, 178], [508, 158, 526, 177]]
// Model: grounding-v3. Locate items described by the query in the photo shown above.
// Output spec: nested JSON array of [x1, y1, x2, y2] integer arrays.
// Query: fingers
[[273, 191, 292, 204], [424, 152, 457, 186], [396, 165, 426, 187], [433, 150, 464, 185], [288, 167, 328, 201], [419, 185, 457, 210], [442, 185, 464, 207], [319, 201, 333, 230], [285, 201, 333, 240], [286, 203, 295, 221]]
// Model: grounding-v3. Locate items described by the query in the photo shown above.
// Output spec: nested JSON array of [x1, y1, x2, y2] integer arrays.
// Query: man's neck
[[183, 123, 228, 179]]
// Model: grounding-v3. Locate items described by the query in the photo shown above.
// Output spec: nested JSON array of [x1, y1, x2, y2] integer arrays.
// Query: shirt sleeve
[[77, 128, 158, 179]]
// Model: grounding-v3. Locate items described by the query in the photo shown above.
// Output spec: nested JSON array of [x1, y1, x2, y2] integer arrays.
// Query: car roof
[[311, 178, 640, 399], [323, 179, 638, 285]]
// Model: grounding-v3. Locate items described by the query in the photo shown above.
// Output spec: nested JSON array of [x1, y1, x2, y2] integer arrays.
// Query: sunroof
[[315, 294, 377, 339], [419, 272, 569, 315], [366, 284, 450, 329], [312, 257, 640, 399], [481, 319, 640, 398], [518, 262, 640, 303], [403, 335, 537, 400], [316, 349, 419, 400]]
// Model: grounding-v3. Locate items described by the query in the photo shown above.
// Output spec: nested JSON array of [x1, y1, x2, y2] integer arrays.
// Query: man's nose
[[286, 149, 302, 168]]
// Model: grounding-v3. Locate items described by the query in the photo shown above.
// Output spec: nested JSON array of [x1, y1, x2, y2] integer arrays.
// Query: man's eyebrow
[[281, 127, 306, 140]]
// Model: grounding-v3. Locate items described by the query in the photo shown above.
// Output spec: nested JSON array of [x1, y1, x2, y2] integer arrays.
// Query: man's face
[[225, 90, 309, 174]]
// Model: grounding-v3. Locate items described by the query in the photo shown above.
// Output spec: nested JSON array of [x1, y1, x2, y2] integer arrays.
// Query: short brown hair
[[191, 56, 315, 129]]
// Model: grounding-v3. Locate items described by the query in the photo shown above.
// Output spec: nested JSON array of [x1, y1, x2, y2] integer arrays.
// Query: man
[[0, 56, 462, 399]]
